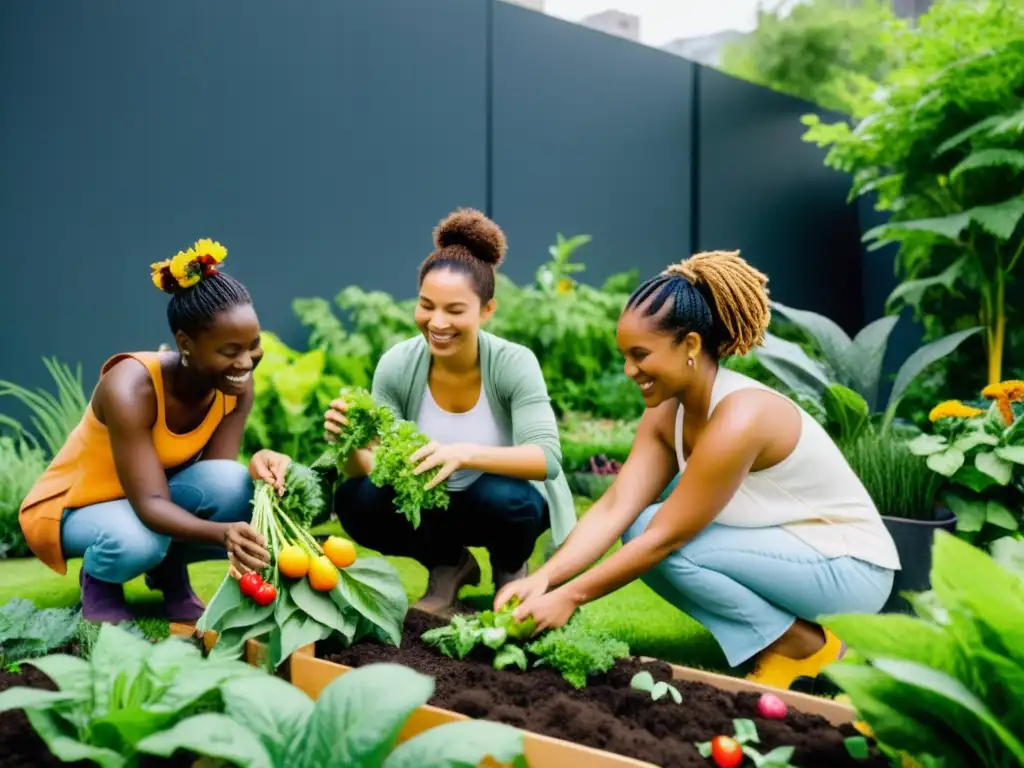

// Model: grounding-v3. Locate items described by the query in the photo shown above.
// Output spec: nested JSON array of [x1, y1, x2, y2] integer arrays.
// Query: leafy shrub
[[824, 532, 1024, 767], [0, 599, 82, 664], [0, 434, 47, 558], [0, 357, 88, 458], [841, 429, 941, 522]]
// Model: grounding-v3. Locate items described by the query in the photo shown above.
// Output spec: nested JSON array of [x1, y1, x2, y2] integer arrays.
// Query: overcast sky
[[542, 0, 800, 45]]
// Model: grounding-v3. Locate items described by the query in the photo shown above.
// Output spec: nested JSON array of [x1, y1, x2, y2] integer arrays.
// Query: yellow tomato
[[277, 545, 310, 579], [308, 555, 340, 591], [323, 536, 357, 569]]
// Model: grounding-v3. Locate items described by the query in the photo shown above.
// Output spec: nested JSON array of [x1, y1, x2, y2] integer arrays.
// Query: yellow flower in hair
[[169, 248, 201, 289], [150, 259, 172, 290], [193, 238, 227, 264], [928, 400, 984, 423]]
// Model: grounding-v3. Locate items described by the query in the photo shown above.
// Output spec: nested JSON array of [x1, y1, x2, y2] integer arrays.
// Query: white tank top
[[674, 367, 900, 570], [417, 385, 509, 491]]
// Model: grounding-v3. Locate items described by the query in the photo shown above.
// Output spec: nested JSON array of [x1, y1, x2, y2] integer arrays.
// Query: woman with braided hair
[[496, 250, 899, 690], [20, 239, 286, 623]]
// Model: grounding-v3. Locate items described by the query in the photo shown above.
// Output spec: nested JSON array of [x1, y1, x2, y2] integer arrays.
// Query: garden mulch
[[319, 609, 887, 768]]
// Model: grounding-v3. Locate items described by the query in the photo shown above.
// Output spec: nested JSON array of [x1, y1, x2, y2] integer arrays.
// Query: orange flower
[[982, 383, 1015, 425], [928, 400, 984, 423], [998, 380, 1024, 401]]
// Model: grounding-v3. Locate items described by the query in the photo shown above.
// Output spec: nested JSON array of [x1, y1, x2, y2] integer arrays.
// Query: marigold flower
[[982, 383, 1016, 425], [998, 380, 1024, 401], [928, 400, 984, 423]]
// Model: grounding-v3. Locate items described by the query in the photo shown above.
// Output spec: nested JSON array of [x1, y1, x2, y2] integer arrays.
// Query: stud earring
[[687, 358, 695, 368], [180, 350, 190, 367]]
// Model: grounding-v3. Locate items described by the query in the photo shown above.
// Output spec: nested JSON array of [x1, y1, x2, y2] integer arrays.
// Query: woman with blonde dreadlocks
[[496, 251, 900, 690]]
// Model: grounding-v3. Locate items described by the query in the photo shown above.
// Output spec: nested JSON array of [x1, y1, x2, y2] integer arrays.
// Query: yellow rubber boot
[[746, 628, 844, 691]]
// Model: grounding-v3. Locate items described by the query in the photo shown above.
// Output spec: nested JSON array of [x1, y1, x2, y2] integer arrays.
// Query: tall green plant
[[0, 435, 47, 558], [754, 301, 980, 429], [0, 357, 88, 458], [802, 0, 1024, 385]]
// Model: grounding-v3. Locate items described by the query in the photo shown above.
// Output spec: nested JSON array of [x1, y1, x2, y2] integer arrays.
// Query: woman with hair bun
[[20, 239, 286, 623], [496, 251, 900, 691], [325, 208, 575, 618]]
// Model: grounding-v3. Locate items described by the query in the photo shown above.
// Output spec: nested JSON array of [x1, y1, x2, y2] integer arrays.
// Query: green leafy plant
[[755, 301, 980, 430], [908, 388, 1024, 545], [0, 623, 260, 767], [198, 462, 409, 668], [524, 616, 630, 689], [629, 670, 682, 704], [421, 599, 538, 672], [147, 662, 527, 768], [696, 719, 797, 768], [0, 599, 82, 664], [0, 356, 88, 458], [822, 531, 1024, 767], [0, 433, 47, 558], [841, 429, 942, 522], [801, 1, 1024, 386]]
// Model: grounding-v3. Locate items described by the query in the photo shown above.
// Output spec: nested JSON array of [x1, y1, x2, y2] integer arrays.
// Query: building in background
[[580, 9, 640, 42]]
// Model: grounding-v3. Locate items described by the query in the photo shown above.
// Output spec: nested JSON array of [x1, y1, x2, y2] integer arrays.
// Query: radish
[[757, 692, 788, 719]]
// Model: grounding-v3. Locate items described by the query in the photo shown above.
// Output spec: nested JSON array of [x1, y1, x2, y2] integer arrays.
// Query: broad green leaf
[[990, 537, 1024, 579], [885, 327, 983, 418], [208, 615, 276, 662], [493, 644, 527, 671], [951, 150, 1024, 181], [28, 654, 92, 699], [847, 316, 899, 409], [136, 713, 274, 768], [907, 433, 948, 456], [90, 708, 176, 752], [927, 448, 964, 476], [290, 578, 358, 637], [151, 658, 258, 715], [384, 720, 527, 768], [822, 613, 962, 675], [630, 670, 656, 692], [753, 332, 830, 400], [332, 557, 408, 647], [995, 445, 1024, 465], [733, 718, 759, 745], [480, 627, 507, 650], [823, 384, 870, 444], [843, 736, 870, 760], [272, 349, 326, 416], [145, 635, 204, 683], [872, 658, 1024, 762], [986, 501, 1019, 531], [761, 746, 796, 766], [90, 624, 154, 718], [269, 613, 333, 669], [216, 595, 276, 634], [863, 212, 971, 245], [931, 532, 1024, 668], [24, 710, 126, 768], [0, 686, 81, 713], [298, 663, 434, 768], [885, 258, 965, 312], [952, 428, 999, 452], [770, 302, 853, 387], [975, 451, 1012, 485], [968, 198, 1024, 241], [946, 494, 987, 533], [951, 464, 1000, 493], [197, 573, 246, 632], [222, 674, 314, 765]]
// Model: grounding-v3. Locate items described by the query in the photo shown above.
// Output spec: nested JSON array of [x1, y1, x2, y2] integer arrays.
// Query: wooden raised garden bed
[[172, 611, 878, 768]]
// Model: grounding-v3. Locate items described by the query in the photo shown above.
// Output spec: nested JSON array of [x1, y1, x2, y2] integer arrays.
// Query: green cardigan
[[371, 331, 576, 546]]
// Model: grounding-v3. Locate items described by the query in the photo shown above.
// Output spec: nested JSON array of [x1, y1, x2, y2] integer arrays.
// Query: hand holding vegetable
[[494, 570, 550, 613], [248, 449, 292, 496], [512, 586, 578, 634], [222, 522, 270, 573], [410, 441, 475, 490], [322, 398, 350, 443]]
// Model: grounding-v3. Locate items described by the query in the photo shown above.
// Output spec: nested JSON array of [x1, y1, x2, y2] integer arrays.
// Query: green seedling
[[844, 736, 870, 761], [697, 719, 797, 768], [630, 670, 682, 703]]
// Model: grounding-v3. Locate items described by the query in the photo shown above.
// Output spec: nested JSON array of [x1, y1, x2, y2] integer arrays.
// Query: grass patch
[[0, 498, 725, 670]]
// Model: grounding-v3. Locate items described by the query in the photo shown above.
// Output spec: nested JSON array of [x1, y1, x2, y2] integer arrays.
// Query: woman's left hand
[[410, 442, 475, 490], [249, 449, 292, 496], [513, 587, 580, 633]]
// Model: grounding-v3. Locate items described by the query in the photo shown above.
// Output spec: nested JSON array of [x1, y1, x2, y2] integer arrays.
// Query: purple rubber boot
[[146, 556, 206, 623], [80, 570, 134, 624]]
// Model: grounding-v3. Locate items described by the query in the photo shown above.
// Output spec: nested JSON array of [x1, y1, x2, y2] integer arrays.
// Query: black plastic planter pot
[[881, 507, 957, 613]]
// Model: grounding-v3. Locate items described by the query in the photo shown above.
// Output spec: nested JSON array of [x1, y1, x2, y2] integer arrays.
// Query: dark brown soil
[[0, 651, 204, 768], [318, 610, 887, 768]]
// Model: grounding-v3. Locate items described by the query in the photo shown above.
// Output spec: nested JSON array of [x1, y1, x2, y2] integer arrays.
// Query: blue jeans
[[61, 460, 254, 584], [334, 473, 549, 572], [623, 503, 895, 667]]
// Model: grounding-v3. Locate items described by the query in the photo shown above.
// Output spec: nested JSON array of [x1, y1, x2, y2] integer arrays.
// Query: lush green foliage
[[0, 357, 88, 459], [756, 301, 980, 429], [0, 434, 47, 558], [0, 599, 81, 664], [802, 0, 1024, 389], [421, 599, 537, 673], [721, 0, 901, 116], [696, 718, 799, 768], [823, 532, 1024, 767], [524, 616, 631, 689], [908, 392, 1024, 546], [841, 427, 941, 522]]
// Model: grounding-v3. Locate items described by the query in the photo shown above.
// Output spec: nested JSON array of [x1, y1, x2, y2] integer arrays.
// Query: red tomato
[[253, 583, 277, 606], [711, 736, 743, 768], [239, 572, 263, 598]]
